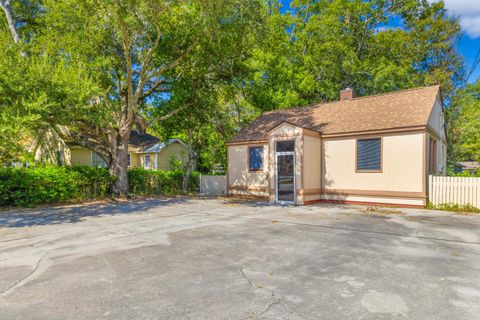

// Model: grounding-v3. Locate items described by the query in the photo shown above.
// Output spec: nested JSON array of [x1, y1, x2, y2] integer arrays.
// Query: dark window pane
[[249, 146, 263, 171], [357, 138, 381, 171], [277, 154, 295, 202], [276, 140, 295, 152]]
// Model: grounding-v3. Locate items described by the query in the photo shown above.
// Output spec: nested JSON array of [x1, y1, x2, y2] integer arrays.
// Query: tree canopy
[[0, 0, 477, 187]]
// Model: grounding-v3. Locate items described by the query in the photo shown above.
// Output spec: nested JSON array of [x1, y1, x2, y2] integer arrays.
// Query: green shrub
[[0, 166, 199, 207], [69, 166, 113, 199], [128, 168, 199, 195], [0, 165, 113, 207]]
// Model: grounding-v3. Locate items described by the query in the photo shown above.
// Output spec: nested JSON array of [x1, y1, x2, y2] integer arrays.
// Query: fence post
[[428, 174, 434, 203]]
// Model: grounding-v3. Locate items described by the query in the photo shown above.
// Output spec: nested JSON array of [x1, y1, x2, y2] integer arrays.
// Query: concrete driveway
[[0, 198, 479, 319]]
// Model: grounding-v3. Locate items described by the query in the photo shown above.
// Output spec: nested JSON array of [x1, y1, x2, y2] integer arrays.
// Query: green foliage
[[0, 166, 200, 207], [447, 80, 480, 165], [246, 0, 463, 111], [447, 169, 480, 177], [128, 168, 199, 196], [427, 202, 480, 214], [0, 0, 469, 176], [154, 0, 465, 173], [0, 166, 112, 207], [169, 154, 183, 171]]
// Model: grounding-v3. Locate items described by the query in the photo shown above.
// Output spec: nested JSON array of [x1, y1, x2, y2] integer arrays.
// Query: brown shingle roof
[[128, 130, 161, 150], [228, 85, 440, 143]]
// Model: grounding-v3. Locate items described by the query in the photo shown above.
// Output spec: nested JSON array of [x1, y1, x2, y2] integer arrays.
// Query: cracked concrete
[[0, 198, 480, 319]]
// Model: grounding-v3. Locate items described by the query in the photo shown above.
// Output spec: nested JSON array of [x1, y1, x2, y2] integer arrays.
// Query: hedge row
[[128, 168, 200, 196], [0, 166, 199, 207]]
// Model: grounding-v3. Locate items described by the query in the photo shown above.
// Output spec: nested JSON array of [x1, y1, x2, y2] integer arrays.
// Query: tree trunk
[[1, 0, 26, 56], [182, 146, 198, 193], [108, 131, 130, 195], [0, 1, 20, 44]]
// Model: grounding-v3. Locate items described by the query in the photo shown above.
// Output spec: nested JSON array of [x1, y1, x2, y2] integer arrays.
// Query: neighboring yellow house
[[68, 131, 189, 170], [226, 85, 446, 208]]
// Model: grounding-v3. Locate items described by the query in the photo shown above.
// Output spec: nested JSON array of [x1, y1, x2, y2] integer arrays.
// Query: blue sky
[[280, 0, 480, 84]]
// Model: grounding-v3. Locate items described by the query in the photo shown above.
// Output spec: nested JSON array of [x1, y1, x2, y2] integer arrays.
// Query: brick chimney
[[340, 87, 355, 101]]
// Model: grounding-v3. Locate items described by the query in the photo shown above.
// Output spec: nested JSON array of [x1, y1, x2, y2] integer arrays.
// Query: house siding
[[70, 149, 92, 166], [157, 142, 188, 170], [321, 132, 424, 195], [227, 128, 428, 207], [427, 99, 447, 176], [302, 134, 322, 202], [227, 144, 269, 197], [267, 123, 304, 204]]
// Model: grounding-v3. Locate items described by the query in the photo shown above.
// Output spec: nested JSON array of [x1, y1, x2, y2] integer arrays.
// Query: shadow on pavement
[[0, 197, 189, 228]]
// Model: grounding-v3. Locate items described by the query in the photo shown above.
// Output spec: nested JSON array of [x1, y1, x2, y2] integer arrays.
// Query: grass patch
[[427, 202, 480, 215]]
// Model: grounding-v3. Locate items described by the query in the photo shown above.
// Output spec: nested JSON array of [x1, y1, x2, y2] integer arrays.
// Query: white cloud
[[429, 0, 480, 38]]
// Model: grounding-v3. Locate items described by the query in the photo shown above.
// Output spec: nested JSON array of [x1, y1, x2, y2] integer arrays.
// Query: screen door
[[276, 153, 295, 203]]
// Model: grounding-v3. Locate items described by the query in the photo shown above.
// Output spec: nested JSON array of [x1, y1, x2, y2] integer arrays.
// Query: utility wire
[[465, 47, 480, 84]]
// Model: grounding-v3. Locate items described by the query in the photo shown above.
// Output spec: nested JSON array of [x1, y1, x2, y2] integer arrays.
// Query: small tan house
[[226, 85, 446, 207], [69, 131, 189, 170]]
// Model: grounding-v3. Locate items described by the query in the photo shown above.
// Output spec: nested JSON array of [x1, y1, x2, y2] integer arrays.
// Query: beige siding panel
[[228, 189, 269, 197], [322, 132, 423, 193], [70, 148, 92, 166], [157, 142, 188, 170], [228, 144, 269, 189], [303, 135, 321, 190], [269, 123, 303, 138], [304, 194, 322, 202], [321, 194, 424, 206]]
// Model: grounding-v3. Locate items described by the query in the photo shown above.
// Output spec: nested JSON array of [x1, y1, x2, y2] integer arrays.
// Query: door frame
[[275, 151, 296, 204]]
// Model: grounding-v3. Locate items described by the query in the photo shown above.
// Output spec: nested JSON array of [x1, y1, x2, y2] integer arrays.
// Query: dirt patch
[[362, 206, 403, 216]]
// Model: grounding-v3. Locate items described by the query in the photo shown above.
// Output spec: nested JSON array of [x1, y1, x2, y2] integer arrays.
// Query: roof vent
[[340, 87, 355, 101]]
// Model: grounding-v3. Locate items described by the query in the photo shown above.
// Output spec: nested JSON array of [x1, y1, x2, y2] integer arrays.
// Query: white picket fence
[[429, 175, 480, 208], [199, 175, 227, 195]]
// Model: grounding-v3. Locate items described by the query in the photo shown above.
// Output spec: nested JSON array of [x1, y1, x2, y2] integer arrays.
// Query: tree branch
[[147, 103, 191, 127], [134, 24, 162, 104], [144, 41, 196, 84], [0, 0, 26, 56], [139, 79, 170, 100]]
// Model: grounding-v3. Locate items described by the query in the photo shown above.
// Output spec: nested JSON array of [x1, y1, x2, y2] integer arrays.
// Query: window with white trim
[[144, 155, 151, 169]]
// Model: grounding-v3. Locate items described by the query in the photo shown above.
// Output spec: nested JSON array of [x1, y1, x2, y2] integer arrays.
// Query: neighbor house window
[[127, 154, 131, 167], [144, 155, 151, 169], [92, 152, 107, 168], [429, 138, 437, 174], [248, 146, 263, 171], [356, 138, 381, 172]]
